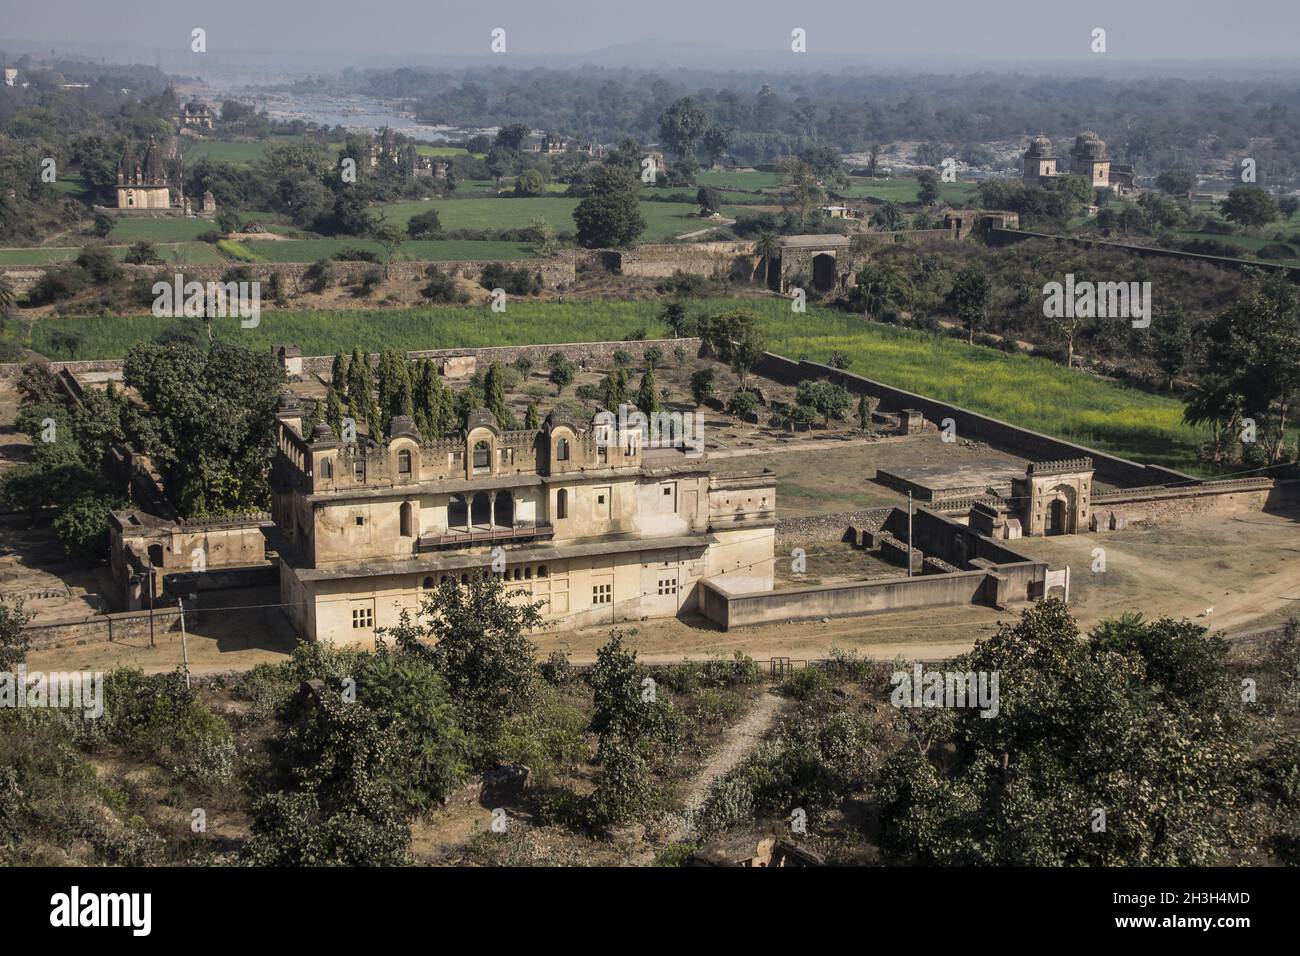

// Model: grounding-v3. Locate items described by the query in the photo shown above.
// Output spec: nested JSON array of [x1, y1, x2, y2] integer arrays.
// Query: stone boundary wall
[[612, 242, 759, 280], [26, 606, 184, 650], [775, 508, 892, 543], [700, 558, 1046, 630], [987, 228, 1300, 280], [0, 252, 578, 293], [757, 352, 1195, 487], [1092, 477, 1299, 525], [0, 337, 702, 382]]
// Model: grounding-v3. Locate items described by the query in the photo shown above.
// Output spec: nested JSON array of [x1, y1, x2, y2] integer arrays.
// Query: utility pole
[[178, 596, 191, 689], [146, 561, 155, 648], [907, 491, 914, 577]]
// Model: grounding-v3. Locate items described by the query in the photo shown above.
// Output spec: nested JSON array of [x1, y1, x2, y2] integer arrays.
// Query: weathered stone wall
[[25, 607, 184, 650], [0, 251, 577, 293], [612, 241, 758, 280], [1092, 478, 1299, 525], [699, 558, 1045, 630]]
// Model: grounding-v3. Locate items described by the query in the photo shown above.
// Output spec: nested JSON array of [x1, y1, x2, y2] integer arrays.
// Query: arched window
[[422, 576, 435, 589], [556, 489, 568, 520], [397, 449, 412, 476], [494, 490, 514, 528], [400, 502, 413, 538], [471, 491, 491, 527], [556, 437, 570, 462], [321, 458, 333, 479], [537, 565, 548, 577], [473, 441, 491, 472]]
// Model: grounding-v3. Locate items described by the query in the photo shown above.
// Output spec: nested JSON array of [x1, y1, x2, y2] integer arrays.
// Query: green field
[[376, 196, 748, 240], [837, 177, 980, 205], [0, 242, 225, 265], [21, 298, 1209, 471], [229, 239, 538, 263], [696, 170, 785, 190], [184, 141, 272, 165], [108, 218, 219, 242]]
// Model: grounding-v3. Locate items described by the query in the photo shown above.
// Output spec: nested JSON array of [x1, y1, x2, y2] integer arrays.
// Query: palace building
[[270, 400, 776, 646]]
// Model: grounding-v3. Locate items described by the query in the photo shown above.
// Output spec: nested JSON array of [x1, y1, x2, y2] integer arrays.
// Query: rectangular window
[[354, 461, 366, 482], [593, 583, 612, 605], [351, 605, 374, 629], [658, 579, 678, 596]]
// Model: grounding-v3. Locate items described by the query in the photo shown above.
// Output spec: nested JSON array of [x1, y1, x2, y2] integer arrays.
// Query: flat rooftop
[[875, 457, 1023, 500]]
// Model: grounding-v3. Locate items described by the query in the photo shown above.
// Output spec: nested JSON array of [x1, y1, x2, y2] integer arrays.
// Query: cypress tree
[[325, 386, 344, 439], [635, 368, 660, 414]]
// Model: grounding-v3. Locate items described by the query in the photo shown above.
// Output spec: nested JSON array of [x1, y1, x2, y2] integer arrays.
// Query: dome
[[464, 408, 498, 433], [387, 414, 420, 440], [544, 407, 578, 431], [1072, 131, 1108, 160], [1025, 133, 1054, 157]]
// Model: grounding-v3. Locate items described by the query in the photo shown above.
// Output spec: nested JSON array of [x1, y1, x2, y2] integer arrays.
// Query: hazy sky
[[1, 0, 1297, 64]]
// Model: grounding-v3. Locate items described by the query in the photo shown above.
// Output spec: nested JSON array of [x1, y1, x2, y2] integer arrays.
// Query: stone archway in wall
[[449, 494, 468, 530], [471, 491, 491, 528], [1044, 484, 1077, 536], [494, 490, 514, 529], [812, 252, 837, 291]]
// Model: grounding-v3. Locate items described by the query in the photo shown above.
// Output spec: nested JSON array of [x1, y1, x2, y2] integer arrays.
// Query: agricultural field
[[696, 169, 785, 190], [108, 217, 220, 242], [20, 298, 1210, 471], [837, 176, 981, 206], [0, 242, 225, 265], [375, 196, 748, 239], [228, 238, 538, 262]]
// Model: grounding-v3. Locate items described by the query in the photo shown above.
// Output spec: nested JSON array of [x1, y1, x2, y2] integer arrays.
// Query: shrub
[[421, 265, 469, 303]]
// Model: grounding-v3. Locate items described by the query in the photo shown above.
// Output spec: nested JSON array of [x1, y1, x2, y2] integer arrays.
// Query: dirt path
[[680, 689, 784, 817]]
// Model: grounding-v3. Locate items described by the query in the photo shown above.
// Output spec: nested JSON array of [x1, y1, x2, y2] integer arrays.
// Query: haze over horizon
[[2, 0, 1300, 74]]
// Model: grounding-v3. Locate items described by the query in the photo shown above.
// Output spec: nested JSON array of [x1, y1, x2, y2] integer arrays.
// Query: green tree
[[483, 361, 511, 429], [384, 574, 543, 752], [602, 368, 629, 410], [635, 368, 660, 414], [1221, 187, 1278, 230], [330, 351, 349, 400], [797, 379, 852, 425], [325, 387, 344, 439], [549, 360, 575, 395], [658, 97, 711, 163], [947, 266, 992, 344], [574, 164, 646, 248], [916, 169, 941, 206], [524, 402, 540, 430], [660, 301, 690, 338], [0, 596, 33, 671], [121, 341, 284, 516], [877, 601, 1248, 866], [690, 368, 716, 407]]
